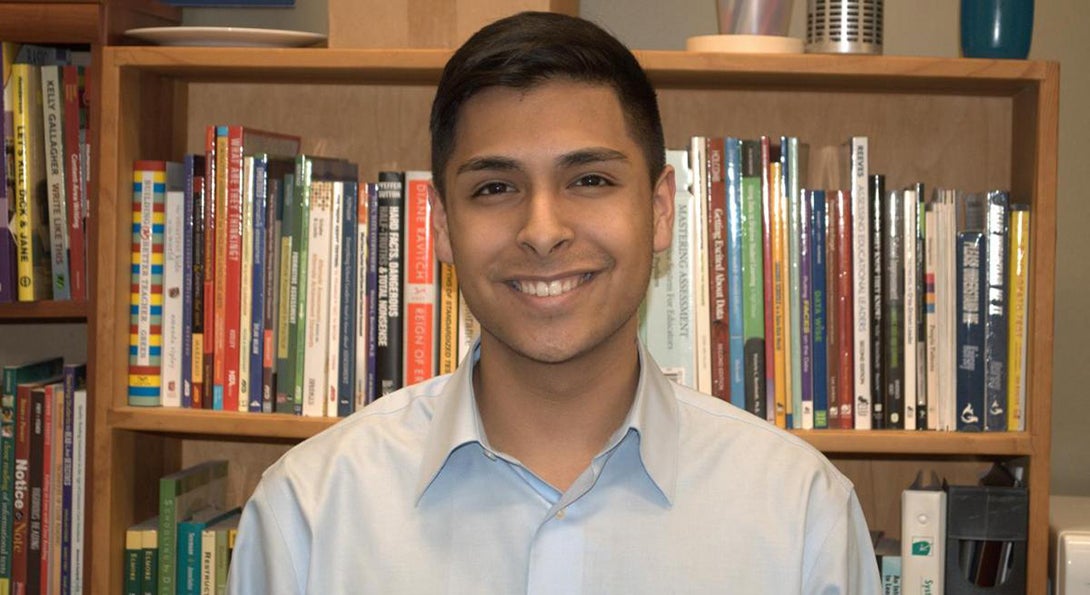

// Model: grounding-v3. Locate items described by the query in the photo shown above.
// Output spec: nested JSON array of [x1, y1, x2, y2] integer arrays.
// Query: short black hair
[[429, 11, 666, 199]]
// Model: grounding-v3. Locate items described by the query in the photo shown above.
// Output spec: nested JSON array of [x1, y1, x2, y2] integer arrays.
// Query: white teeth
[[515, 274, 587, 297]]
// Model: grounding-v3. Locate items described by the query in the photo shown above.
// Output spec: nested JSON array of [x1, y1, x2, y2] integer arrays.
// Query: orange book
[[769, 161, 788, 428], [402, 171, 438, 386], [834, 189, 855, 429]]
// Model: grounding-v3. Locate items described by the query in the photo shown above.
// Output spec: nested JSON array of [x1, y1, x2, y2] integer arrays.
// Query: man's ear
[[431, 184, 454, 264], [651, 164, 675, 254]]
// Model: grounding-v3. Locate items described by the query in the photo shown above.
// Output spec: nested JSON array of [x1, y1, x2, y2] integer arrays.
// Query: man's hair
[[429, 11, 666, 199]]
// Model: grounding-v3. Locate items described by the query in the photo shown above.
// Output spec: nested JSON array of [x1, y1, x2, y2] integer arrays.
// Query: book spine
[[161, 189, 185, 408], [1007, 205, 1029, 432], [13, 385, 33, 593], [834, 189, 854, 429], [302, 179, 332, 417], [783, 137, 803, 428], [705, 138, 729, 401], [982, 191, 1010, 431], [141, 526, 158, 595], [924, 201, 940, 430], [848, 137, 872, 430], [365, 183, 380, 404], [12, 64, 51, 301], [956, 194, 986, 431], [438, 263, 459, 376], [769, 161, 788, 428], [403, 172, 437, 387], [62, 65, 86, 302], [212, 128, 230, 409], [739, 141, 766, 419], [130, 162, 166, 407], [60, 365, 84, 595], [810, 190, 828, 428], [337, 181, 359, 416], [187, 156, 206, 409], [883, 189, 905, 428], [941, 190, 959, 431], [457, 291, 479, 366], [200, 528, 215, 595], [39, 385, 55, 594], [274, 172, 296, 414], [71, 389, 87, 595], [261, 172, 282, 414], [40, 65, 70, 300], [0, 44, 13, 304], [724, 138, 745, 409], [325, 180, 345, 417], [237, 157, 254, 413], [292, 163, 312, 415], [914, 185, 929, 430], [27, 388, 45, 595], [689, 137, 712, 395], [250, 156, 268, 414], [869, 174, 886, 429], [222, 127, 244, 412], [125, 528, 142, 595], [904, 188, 919, 430], [180, 159, 196, 409], [798, 180, 814, 430], [375, 171, 405, 397], [201, 127, 217, 410], [157, 479, 176, 595], [355, 183, 374, 407], [825, 191, 840, 428]]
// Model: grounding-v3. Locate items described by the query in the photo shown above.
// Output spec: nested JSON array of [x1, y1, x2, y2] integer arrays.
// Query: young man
[[229, 12, 880, 593]]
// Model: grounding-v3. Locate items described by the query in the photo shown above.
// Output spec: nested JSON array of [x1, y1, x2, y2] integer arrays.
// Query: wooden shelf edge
[[0, 300, 89, 321], [107, 406, 336, 440], [0, 3, 100, 43], [794, 429, 1034, 456]]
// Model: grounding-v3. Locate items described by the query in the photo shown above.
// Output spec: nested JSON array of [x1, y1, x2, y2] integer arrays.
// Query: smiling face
[[431, 79, 674, 367]]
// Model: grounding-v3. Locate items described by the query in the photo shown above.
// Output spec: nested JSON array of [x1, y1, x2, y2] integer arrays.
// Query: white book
[[302, 181, 334, 417], [355, 184, 372, 410], [40, 64, 70, 299], [903, 188, 918, 430], [938, 189, 958, 431], [70, 388, 87, 595], [161, 189, 186, 407], [924, 202, 940, 429], [785, 138, 804, 429], [326, 180, 344, 417], [690, 137, 713, 395], [238, 156, 254, 412], [902, 483, 946, 593], [201, 526, 217, 595], [847, 136, 872, 430]]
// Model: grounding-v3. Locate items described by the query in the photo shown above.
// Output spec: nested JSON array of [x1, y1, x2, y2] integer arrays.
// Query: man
[[229, 12, 880, 594]]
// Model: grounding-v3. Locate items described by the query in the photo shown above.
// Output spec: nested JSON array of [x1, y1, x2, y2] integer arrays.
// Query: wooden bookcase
[[91, 47, 1057, 593]]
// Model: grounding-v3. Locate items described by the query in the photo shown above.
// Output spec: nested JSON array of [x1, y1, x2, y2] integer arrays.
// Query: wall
[[174, 0, 1089, 494]]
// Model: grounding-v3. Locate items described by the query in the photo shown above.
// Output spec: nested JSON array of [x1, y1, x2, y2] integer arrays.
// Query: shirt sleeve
[[803, 488, 883, 595], [227, 476, 307, 595]]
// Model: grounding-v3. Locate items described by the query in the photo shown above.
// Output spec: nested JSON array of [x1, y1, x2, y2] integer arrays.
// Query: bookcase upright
[[90, 48, 1056, 593]]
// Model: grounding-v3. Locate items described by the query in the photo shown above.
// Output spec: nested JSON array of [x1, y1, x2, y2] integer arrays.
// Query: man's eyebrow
[[557, 147, 629, 169], [455, 156, 521, 176]]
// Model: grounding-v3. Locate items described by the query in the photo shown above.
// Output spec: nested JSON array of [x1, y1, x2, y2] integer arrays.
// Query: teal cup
[[960, 0, 1034, 59]]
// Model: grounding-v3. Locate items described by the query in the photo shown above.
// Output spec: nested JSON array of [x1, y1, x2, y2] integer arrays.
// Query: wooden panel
[[181, 439, 294, 508], [0, 300, 88, 321], [109, 407, 336, 439], [0, 3, 99, 43]]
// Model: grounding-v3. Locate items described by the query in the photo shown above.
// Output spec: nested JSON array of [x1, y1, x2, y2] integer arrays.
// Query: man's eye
[[472, 181, 514, 197], [573, 174, 614, 188]]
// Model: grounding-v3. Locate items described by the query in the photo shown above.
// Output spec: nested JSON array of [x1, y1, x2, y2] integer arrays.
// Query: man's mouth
[[510, 273, 593, 297]]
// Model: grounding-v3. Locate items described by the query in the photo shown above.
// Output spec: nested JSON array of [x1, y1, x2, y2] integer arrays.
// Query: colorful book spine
[[11, 63, 51, 301], [250, 155, 270, 414], [834, 189, 854, 429], [158, 460, 228, 595], [27, 386, 47, 595], [798, 179, 814, 430], [956, 192, 987, 431], [769, 161, 788, 428], [0, 43, 13, 304], [375, 171, 405, 398], [739, 140, 766, 419], [364, 183, 380, 405], [983, 190, 1010, 431], [291, 161, 312, 415], [13, 383, 36, 593], [180, 157, 197, 410], [129, 162, 173, 406], [302, 178, 333, 417], [914, 184, 928, 430], [337, 181, 359, 417], [809, 190, 829, 428], [70, 388, 87, 594], [356, 183, 376, 407], [847, 136, 872, 430], [924, 199, 940, 429], [238, 156, 256, 413], [1006, 205, 1030, 432], [161, 188, 186, 408], [825, 191, 840, 428], [883, 189, 905, 428], [705, 137, 730, 401], [869, 174, 886, 429], [724, 138, 745, 409], [212, 128, 229, 410], [274, 171, 297, 414], [904, 187, 919, 430], [187, 155, 207, 409], [690, 137, 712, 396], [760, 138, 776, 421], [62, 65, 87, 302], [201, 126, 217, 410], [783, 137, 803, 428], [325, 179, 345, 417], [60, 362, 86, 595], [438, 263, 459, 376], [40, 65, 70, 300], [403, 171, 438, 387]]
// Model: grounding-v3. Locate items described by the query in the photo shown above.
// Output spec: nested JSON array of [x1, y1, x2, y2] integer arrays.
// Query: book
[[62, 65, 87, 302], [130, 161, 184, 407], [724, 137, 745, 409], [1006, 205, 1029, 431], [335, 179, 359, 417], [760, 138, 776, 421], [10, 63, 51, 301], [834, 189, 854, 429], [903, 187, 919, 430], [912, 184, 928, 430], [825, 190, 840, 428], [869, 174, 886, 429], [302, 176, 333, 417], [186, 155, 207, 409], [798, 179, 814, 429], [956, 192, 987, 432], [705, 137, 730, 401], [274, 170, 298, 414], [901, 473, 946, 593], [924, 198, 940, 430], [177, 507, 240, 595], [809, 190, 829, 428], [60, 362, 86, 595], [376, 171, 405, 398], [357, 182, 377, 407], [201, 127, 217, 410], [846, 137, 873, 430], [238, 156, 255, 413], [0, 43, 14, 303], [162, 188, 186, 408], [783, 137, 804, 427], [125, 520, 148, 595], [40, 65, 70, 300], [883, 189, 905, 429], [158, 460, 228, 595], [982, 191, 1010, 431], [70, 388, 88, 594], [139, 518, 159, 595], [438, 263, 459, 377], [769, 160, 788, 428], [690, 137, 712, 396], [403, 170, 439, 388], [200, 512, 240, 595], [739, 140, 766, 419]]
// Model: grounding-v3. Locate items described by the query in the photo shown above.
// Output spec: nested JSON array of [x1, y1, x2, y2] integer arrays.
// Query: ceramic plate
[[124, 26, 326, 48]]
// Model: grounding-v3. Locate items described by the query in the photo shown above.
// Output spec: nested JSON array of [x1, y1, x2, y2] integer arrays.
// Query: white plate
[[124, 26, 326, 48]]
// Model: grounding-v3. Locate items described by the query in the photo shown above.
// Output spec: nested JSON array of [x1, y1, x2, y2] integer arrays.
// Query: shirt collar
[[414, 340, 679, 504]]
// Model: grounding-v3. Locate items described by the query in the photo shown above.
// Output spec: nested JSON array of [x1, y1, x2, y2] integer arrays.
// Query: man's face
[[432, 79, 674, 366]]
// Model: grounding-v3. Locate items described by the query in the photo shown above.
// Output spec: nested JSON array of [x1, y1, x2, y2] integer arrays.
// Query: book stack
[[1, 42, 93, 304], [0, 357, 88, 594], [639, 136, 1031, 432]]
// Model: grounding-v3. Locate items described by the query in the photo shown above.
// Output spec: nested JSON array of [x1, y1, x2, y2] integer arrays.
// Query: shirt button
[[555, 509, 566, 520], [483, 450, 497, 461]]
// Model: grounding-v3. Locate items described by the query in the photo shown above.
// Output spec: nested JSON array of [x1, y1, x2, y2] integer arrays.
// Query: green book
[[1, 357, 63, 583], [157, 460, 227, 595], [177, 507, 239, 595], [739, 140, 766, 419], [125, 516, 157, 595], [140, 518, 159, 595]]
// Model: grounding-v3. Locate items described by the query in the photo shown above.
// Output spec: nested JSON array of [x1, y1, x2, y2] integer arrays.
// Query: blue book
[[798, 184, 813, 428], [249, 155, 269, 413], [337, 181, 359, 417], [809, 190, 829, 428], [724, 138, 745, 409], [956, 193, 987, 431], [176, 507, 240, 595], [983, 190, 1010, 431]]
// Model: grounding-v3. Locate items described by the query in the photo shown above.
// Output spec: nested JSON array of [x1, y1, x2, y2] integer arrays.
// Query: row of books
[[1, 43, 93, 303], [125, 460, 238, 595], [127, 125, 480, 417], [0, 358, 88, 595], [640, 136, 1030, 432]]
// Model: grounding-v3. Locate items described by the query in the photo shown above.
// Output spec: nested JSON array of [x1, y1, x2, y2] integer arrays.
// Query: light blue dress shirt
[[228, 342, 880, 594]]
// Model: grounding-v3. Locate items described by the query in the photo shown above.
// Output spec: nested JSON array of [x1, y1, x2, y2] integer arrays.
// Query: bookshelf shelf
[[0, 300, 89, 321], [89, 44, 1057, 595]]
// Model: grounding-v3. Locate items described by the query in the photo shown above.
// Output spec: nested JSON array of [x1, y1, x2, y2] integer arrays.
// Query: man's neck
[[473, 330, 641, 492]]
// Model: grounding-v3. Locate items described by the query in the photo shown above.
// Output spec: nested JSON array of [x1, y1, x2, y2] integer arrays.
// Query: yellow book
[[438, 263, 459, 375], [1007, 206, 1030, 431], [770, 161, 788, 428], [10, 63, 51, 301]]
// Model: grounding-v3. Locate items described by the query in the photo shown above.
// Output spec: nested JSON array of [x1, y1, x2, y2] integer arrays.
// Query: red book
[[705, 137, 729, 401], [834, 190, 855, 429], [12, 384, 33, 593], [62, 66, 86, 302], [402, 171, 438, 386], [825, 191, 840, 427]]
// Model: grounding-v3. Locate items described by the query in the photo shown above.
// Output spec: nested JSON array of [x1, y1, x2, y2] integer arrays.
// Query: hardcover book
[[157, 460, 228, 595]]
